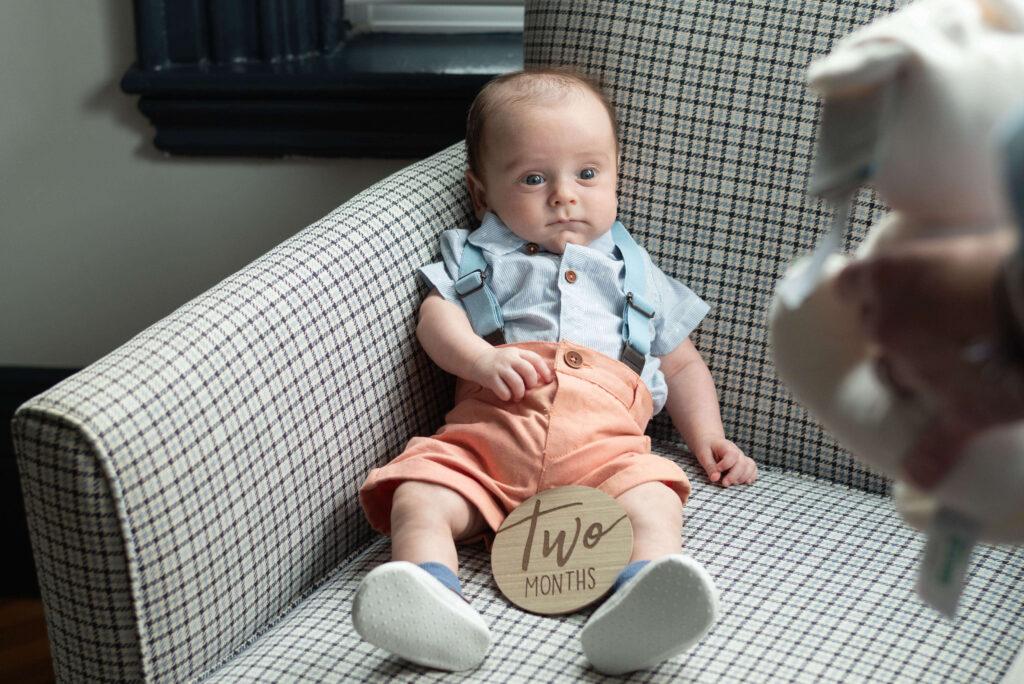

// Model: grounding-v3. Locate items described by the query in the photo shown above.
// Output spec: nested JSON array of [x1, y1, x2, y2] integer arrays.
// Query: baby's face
[[467, 89, 618, 254]]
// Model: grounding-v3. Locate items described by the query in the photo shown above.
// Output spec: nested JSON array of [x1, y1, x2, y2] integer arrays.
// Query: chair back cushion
[[526, 0, 897, 493]]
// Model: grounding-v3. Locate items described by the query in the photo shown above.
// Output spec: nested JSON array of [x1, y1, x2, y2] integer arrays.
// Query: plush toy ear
[[809, 0, 1024, 97], [807, 39, 909, 98], [806, 0, 1012, 98], [806, 0, 1024, 222], [805, 36, 909, 199]]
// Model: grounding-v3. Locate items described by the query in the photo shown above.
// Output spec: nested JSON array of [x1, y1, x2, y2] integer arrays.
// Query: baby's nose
[[549, 180, 578, 205]]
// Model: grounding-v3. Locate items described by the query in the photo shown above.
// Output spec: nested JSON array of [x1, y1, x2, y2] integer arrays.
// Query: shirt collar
[[467, 212, 525, 255], [469, 211, 618, 257]]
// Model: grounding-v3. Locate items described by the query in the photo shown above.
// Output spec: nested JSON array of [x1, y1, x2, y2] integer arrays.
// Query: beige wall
[[0, 2, 414, 368]]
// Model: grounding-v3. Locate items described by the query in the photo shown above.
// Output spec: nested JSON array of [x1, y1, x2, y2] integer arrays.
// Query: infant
[[353, 67, 758, 675]]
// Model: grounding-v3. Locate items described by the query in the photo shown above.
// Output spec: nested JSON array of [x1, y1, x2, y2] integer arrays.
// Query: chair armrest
[[12, 143, 471, 682]]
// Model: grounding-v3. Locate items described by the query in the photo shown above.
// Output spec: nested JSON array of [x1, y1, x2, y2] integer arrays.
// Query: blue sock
[[611, 560, 650, 594], [418, 562, 463, 596]]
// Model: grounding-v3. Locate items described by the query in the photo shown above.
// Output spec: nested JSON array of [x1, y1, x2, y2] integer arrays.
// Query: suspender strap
[[612, 222, 654, 375], [455, 242, 507, 346]]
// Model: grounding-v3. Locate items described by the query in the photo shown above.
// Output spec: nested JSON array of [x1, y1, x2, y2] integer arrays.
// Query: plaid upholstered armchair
[[14, 1, 1024, 681]]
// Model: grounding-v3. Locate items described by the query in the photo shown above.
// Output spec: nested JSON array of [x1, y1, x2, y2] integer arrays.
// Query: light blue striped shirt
[[419, 213, 710, 414]]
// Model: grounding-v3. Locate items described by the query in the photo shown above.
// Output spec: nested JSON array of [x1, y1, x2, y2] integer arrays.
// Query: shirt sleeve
[[647, 255, 711, 356], [417, 229, 472, 302]]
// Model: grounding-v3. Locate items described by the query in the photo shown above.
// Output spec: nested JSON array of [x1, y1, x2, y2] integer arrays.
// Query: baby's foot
[[580, 555, 718, 675], [352, 561, 492, 671]]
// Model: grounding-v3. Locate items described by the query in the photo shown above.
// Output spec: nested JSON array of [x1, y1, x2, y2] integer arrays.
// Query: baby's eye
[[522, 174, 545, 186], [578, 168, 597, 180]]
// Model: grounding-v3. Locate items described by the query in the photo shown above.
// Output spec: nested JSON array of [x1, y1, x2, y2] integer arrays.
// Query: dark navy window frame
[[121, 0, 523, 157]]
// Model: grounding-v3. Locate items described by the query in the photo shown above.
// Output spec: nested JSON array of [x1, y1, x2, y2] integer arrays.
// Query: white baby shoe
[[352, 561, 492, 671], [580, 555, 719, 675]]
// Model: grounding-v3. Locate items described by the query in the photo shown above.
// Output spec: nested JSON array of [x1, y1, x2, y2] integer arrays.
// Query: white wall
[[0, 2, 415, 368]]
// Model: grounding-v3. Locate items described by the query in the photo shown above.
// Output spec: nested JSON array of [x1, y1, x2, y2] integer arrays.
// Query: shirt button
[[525, 243, 539, 255], [564, 270, 578, 284], [564, 350, 584, 368]]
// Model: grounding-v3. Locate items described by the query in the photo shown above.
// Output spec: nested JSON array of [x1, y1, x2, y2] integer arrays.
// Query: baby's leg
[[617, 481, 683, 561], [353, 481, 491, 671], [581, 482, 718, 675], [390, 480, 488, 571]]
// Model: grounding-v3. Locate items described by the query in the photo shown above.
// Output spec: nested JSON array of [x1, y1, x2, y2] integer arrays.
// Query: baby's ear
[[465, 171, 489, 220]]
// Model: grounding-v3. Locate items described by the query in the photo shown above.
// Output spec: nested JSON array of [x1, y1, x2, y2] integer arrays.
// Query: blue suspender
[[612, 222, 655, 375], [453, 221, 654, 374], [455, 241, 507, 346]]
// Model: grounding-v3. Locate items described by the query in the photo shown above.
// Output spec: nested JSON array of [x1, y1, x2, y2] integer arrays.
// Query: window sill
[[121, 32, 523, 158]]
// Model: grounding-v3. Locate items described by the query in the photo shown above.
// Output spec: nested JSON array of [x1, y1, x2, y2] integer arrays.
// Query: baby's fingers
[[487, 376, 514, 402], [694, 447, 722, 483], [517, 350, 554, 386], [498, 365, 529, 401], [713, 450, 740, 477], [721, 457, 758, 487]]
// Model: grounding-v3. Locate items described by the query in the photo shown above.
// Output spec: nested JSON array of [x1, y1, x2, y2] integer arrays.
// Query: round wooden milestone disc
[[491, 486, 633, 615]]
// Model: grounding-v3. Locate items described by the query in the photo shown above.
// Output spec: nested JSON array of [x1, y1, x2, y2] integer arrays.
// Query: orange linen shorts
[[359, 340, 691, 536]]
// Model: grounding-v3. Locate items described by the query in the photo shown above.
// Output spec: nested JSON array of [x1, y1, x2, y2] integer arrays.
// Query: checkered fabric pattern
[[12, 0, 1024, 682], [197, 446, 1024, 683]]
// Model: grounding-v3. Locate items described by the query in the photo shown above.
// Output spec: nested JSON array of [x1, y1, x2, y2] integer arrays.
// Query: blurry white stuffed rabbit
[[770, 0, 1024, 612]]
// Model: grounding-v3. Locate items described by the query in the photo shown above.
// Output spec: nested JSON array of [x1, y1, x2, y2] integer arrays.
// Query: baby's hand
[[694, 437, 758, 487], [469, 347, 554, 402]]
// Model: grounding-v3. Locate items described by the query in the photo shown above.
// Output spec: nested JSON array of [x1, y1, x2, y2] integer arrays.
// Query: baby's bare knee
[[618, 482, 683, 531], [390, 481, 482, 538], [392, 482, 444, 526]]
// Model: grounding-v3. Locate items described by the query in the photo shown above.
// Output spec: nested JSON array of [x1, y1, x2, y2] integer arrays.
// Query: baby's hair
[[465, 67, 620, 177]]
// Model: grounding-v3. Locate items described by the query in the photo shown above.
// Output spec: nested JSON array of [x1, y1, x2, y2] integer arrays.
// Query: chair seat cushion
[[199, 443, 1024, 682]]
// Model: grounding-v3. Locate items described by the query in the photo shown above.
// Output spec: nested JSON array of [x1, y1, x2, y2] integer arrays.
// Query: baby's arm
[[417, 290, 553, 401], [659, 338, 758, 487]]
